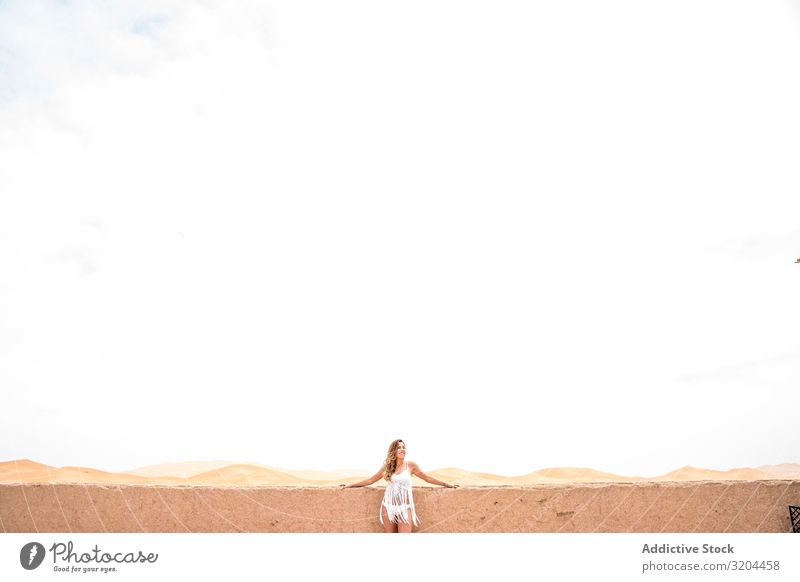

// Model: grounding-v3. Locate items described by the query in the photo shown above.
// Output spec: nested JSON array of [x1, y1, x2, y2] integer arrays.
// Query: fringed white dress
[[380, 463, 419, 526]]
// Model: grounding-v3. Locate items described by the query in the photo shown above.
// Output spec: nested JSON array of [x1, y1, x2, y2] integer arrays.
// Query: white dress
[[380, 463, 419, 526]]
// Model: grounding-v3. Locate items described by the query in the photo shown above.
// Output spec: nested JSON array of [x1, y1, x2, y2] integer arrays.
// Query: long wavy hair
[[382, 439, 405, 482]]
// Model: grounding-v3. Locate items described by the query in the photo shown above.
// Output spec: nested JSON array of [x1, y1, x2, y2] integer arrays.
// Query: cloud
[[0, 0, 273, 109], [0, 1, 160, 105], [675, 351, 800, 384], [702, 228, 800, 263]]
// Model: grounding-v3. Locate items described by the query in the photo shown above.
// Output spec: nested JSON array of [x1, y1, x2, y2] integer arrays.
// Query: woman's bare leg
[[381, 506, 398, 533], [397, 509, 413, 533]]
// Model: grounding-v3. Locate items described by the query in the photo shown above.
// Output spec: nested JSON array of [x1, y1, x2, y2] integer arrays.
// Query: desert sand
[[1, 460, 798, 532]]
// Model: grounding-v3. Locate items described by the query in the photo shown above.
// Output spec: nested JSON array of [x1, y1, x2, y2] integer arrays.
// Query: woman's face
[[395, 441, 406, 459]]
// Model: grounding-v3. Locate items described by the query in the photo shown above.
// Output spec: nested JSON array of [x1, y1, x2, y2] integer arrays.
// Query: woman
[[340, 439, 458, 533]]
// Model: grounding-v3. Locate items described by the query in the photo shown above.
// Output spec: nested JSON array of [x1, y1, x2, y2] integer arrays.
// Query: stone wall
[[1, 480, 798, 533]]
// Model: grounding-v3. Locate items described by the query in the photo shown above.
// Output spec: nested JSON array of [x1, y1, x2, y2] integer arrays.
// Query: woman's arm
[[408, 461, 458, 488], [339, 468, 383, 488]]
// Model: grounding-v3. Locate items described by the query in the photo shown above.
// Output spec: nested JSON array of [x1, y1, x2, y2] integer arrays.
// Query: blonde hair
[[382, 439, 405, 482]]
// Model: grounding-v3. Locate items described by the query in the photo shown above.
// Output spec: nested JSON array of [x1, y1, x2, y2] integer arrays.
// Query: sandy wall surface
[[2, 480, 798, 533]]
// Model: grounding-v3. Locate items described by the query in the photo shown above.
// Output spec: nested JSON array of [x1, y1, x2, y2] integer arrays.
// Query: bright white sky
[[1, 0, 799, 478]]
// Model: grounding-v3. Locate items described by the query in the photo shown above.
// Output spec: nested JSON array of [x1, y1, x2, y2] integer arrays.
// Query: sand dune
[[126, 461, 235, 479], [656, 466, 777, 481], [0, 460, 190, 486], [526, 467, 646, 483], [1, 459, 796, 487], [187, 464, 323, 487], [126, 461, 374, 483], [756, 463, 800, 478]]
